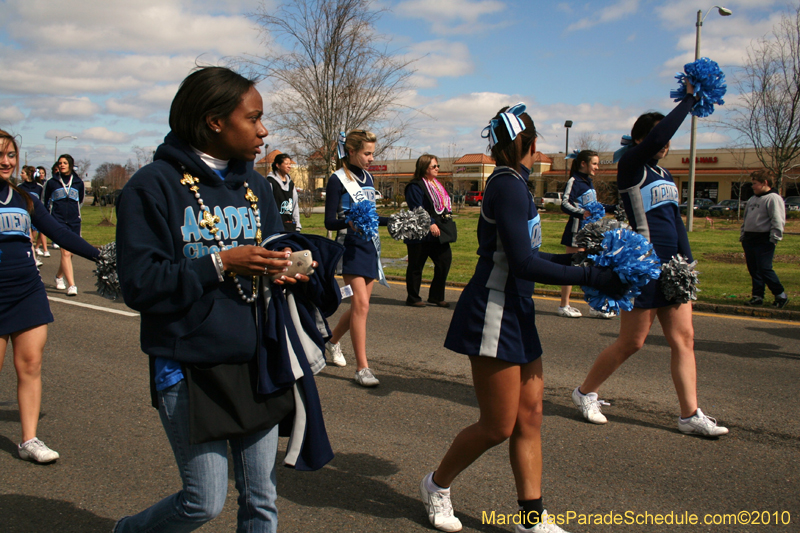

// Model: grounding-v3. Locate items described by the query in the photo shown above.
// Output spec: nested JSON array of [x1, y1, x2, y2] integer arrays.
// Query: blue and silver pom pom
[[387, 207, 432, 241], [670, 57, 726, 118], [581, 228, 662, 314], [345, 201, 380, 241], [583, 201, 607, 224]]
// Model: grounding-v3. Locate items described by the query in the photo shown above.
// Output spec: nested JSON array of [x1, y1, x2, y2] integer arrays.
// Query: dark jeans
[[742, 237, 784, 299], [405, 241, 452, 303]]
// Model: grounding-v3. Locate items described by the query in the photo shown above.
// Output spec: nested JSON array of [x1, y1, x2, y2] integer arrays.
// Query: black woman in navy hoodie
[[114, 67, 315, 533]]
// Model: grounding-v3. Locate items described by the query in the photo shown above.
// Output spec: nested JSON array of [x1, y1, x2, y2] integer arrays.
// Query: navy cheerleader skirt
[[444, 281, 543, 364], [0, 258, 53, 336]]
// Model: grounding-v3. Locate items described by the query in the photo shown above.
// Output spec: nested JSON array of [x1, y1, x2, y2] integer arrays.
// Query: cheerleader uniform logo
[[578, 189, 597, 206], [180, 205, 258, 258], [0, 208, 32, 238], [641, 180, 679, 212], [280, 198, 294, 215], [528, 214, 542, 250]]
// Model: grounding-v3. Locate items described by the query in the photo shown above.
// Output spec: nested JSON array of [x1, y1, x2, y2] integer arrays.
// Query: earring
[[215, 128, 221, 133]]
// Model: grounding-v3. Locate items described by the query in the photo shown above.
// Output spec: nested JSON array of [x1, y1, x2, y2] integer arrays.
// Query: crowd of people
[[1, 64, 791, 533]]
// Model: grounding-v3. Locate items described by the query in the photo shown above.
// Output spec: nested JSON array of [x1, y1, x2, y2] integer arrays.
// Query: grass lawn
[[79, 205, 800, 311]]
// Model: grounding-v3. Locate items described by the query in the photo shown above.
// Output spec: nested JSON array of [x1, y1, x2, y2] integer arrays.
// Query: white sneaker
[[52, 243, 59, 249], [36, 248, 44, 256], [678, 408, 729, 437], [67, 285, 78, 296], [43, 250, 51, 257], [325, 341, 346, 367], [420, 473, 462, 532], [571, 387, 608, 424], [18, 438, 60, 463], [557, 306, 582, 318], [55, 276, 67, 290], [589, 308, 616, 319], [354, 367, 379, 387], [36, 259, 43, 267], [515, 510, 570, 532]]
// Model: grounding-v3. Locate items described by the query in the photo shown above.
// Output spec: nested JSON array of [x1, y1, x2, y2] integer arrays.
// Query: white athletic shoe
[[589, 308, 616, 319], [354, 367, 379, 387], [572, 387, 609, 424], [67, 285, 78, 296], [35, 259, 43, 267], [36, 248, 44, 256], [52, 243, 59, 249], [515, 510, 571, 532], [325, 341, 346, 367], [678, 408, 729, 437], [55, 277, 67, 290], [420, 473, 462, 532], [557, 306, 582, 318], [18, 438, 60, 463], [43, 250, 51, 257]]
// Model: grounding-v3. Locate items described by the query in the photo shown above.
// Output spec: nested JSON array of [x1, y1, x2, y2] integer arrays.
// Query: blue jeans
[[742, 239, 784, 299], [115, 380, 279, 533]]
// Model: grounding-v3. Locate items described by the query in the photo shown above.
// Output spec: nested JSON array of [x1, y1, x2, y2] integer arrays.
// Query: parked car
[[465, 190, 484, 206], [708, 198, 744, 215], [784, 196, 800, 211], [678, 198, 714, 214], [537, 192, 564, 209], [314, 187, 326, 201], [374, 190, 383, 200]]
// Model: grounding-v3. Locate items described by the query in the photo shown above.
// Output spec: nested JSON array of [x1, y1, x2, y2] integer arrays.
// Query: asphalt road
[[1, 255, 798, 532]]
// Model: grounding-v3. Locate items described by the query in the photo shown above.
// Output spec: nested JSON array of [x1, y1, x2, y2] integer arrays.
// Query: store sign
[[368, 165, 388, 171], [681, 156, 718, 164]]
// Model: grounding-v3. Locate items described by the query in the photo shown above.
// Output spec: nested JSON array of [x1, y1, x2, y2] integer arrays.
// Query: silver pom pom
[[660, 254, 699, 304], [93, 241, 121, 300], [572, 218, 632, 265], [387, 207, 432, 241]]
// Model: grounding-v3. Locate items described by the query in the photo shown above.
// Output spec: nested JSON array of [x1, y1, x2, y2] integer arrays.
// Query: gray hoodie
[[741, 188, 785, 243]]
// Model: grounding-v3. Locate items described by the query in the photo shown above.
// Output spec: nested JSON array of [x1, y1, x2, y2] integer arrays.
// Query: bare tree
[[573, 132, 617, 204], [75, 158, 91, 180], [574, 132, 611, 154], [725, 4, 800, 193], [132, 145, 154, 169], [246, 0, 416, 182]]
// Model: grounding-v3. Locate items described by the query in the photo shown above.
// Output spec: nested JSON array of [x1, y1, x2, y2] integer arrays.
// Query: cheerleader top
[[0, 179, 98, 269], [473, 165, 596, 297], [323, 164, 388, 232], [561, 171, 597, 219], [618, 96, 694, 262], [43, 171, 84, 222], [19, 180, 43, 200]]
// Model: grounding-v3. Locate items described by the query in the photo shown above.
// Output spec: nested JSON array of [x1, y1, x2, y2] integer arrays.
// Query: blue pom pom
[[583, 201, 606, 225], [345, 200, 379, 241], [670, 57, 726, 118], [580, 228, 661, 314]]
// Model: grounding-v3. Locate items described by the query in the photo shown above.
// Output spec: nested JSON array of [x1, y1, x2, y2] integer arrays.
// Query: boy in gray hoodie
[[740, 169, 788, 308]]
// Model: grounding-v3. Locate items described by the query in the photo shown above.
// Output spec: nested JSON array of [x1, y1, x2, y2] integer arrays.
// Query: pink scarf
[[422, 177, 452, 214]]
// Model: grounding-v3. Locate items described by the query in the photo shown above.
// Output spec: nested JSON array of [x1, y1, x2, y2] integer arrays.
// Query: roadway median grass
[[79, 204, 800, 311]]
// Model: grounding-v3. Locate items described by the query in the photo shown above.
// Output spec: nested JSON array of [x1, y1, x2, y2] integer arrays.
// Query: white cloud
[[654, 0, 784, 29], [0, 106, 26, 124], [395, 0, 506, 34], [567, 0, 639, 32], [79, 127, 133, 144], [29, 97, 102, 119]]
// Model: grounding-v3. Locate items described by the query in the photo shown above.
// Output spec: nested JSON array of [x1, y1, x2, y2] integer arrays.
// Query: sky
[[0, 0, 792, 177]]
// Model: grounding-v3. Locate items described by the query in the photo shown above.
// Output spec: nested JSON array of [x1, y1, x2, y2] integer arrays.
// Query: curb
[[385, 275, 799, 321]]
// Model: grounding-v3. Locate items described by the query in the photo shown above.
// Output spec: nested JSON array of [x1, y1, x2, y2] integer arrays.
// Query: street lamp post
[[686, 5, 731, 231], [54, 135, 78, 163], [564, 120, 573, 183]]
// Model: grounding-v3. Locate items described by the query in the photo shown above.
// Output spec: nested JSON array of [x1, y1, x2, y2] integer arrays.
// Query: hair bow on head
[[612, 135, 634, 164], [33, 170, 40, 179], [565, 149, 581, 160], [336, 131, 347, 160], [481, 102, 527, 149]]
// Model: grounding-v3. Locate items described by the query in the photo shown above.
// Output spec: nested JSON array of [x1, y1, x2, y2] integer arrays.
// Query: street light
[[54, 135, 78, 162], [564, 120, 573, 182], [686, 5, 732, 232]]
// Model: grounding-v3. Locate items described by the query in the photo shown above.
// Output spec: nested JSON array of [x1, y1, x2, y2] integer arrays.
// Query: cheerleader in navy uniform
[[19, 166, 44, 266], [323, 130, 388, 387], [43, 153, 84, 296], [571, 82, 728, 437], [419, 105, 627, 533], [0, 130, 99, 463], [558, 150, 615, 319], [266, 153, 301, 232]]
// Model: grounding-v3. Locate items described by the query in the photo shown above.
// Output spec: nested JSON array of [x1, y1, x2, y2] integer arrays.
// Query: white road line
[[48, 296, 139, 317]]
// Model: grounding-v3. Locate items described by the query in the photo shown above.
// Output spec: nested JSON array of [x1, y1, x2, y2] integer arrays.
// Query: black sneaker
[[773, 296, 789, 309], [745, 296, 763, 306]]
